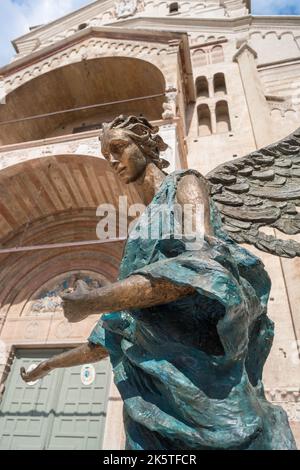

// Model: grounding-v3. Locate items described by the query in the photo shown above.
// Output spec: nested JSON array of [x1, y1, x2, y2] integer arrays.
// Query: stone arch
[[285, 109, 297, 120], [148, 47, 158, 54], [22, 270, 110, 317], [211, 45, 224, 64], [0, 151, 143, 332], [192, 48, 207, 66], [181, 2, 191, 11], [0, 154, 142, 244], [196, 35, 205, 43], [1, 56, 166, 145], [264, 31, 279, 40], [271, 108, 282, 119], [0, 241, 123, 351], [249, 32, 262, 40], [4, 39, 170, 97], [0, 248, 122, 316], [280, 32, 294, 40], [195, 2, 206, 10]]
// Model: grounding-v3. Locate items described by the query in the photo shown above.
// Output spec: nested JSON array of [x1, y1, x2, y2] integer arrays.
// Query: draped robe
[[89, 170, 296, 450]]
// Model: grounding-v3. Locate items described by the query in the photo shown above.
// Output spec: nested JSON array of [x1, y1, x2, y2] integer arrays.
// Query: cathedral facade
[[0, 0, 300, 449]]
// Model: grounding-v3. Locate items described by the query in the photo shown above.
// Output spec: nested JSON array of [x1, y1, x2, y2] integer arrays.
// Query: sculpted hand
[[61, 280, 93, 323], [62, 280, 90, 302], [20, 361, 51, 383]]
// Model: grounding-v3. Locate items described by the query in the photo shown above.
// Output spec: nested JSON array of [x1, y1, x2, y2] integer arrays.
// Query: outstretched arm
[[21, 343, 108, 383], [62, 276, 194, 323], [62, 174, 212, 323]]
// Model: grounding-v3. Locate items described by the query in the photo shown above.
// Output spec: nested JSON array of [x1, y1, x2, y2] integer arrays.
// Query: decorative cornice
[[190, 38, 228, 49], [10, 0, 242, 54], [266, 388, 300, 402], [12, 0, 113, 51], [107, 15, 253, 30], [0, 26, 185, 76], [7, 9, 300, 70], [250, 15, 300, 29], [11, 0, 250, 45], [111, 14, 300, 30], [0, 27, 195, 107], [258, 56, 300, 70]]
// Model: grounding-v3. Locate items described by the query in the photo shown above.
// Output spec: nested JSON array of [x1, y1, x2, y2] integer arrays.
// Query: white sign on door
[[81, 364, 96, 386]]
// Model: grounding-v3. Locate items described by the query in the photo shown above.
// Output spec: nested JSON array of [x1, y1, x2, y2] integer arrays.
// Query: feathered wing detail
[[206, 127, 300, 258]]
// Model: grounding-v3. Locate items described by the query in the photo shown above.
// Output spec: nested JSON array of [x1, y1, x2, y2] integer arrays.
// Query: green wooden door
[[0, 349, 111, 450]]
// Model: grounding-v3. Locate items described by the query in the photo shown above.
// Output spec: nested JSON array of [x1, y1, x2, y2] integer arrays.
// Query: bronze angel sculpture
[[21, 115, 299, 450]]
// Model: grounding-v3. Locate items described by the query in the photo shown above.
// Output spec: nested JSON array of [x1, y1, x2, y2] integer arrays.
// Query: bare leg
[[20, 342, 108, 383]]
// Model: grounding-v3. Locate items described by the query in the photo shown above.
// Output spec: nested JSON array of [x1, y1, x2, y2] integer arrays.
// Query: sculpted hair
[[100, 115, 170, 170]]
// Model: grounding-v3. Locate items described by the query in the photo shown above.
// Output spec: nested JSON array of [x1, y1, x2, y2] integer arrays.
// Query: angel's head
[[100, 115, 169, 184]]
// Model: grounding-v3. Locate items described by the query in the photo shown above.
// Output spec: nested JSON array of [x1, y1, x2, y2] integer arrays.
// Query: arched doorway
[[0, 57, 166, 145], [0, 154, 142, 449]]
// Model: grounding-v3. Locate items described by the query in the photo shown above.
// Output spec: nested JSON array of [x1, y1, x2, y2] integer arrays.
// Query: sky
[[0, 0, 300, 67]]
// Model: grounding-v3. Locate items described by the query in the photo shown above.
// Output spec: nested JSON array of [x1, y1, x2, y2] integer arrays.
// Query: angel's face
[[102, 131, 147, 184]]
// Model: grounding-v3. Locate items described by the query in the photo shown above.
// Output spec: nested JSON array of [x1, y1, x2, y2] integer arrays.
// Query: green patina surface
[[89, 170, 297, 450]]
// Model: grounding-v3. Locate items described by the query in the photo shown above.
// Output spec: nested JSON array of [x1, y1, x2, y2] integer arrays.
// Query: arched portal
[[0, 57, 166, 145], [0, 154, 141, 245], [0, 153, 137, 449], [0, 153, 142, 324]]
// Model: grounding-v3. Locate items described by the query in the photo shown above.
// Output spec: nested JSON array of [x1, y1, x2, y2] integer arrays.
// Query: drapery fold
[[89, 170, 296, 450]]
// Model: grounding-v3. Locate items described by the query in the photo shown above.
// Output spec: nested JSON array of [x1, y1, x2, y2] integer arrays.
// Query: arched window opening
[[214, 73, 227, 96], [169, 2, 179, 13], [196, 76, 209, 98], [216, 101, 231, 133], [211, 45, 224, 64], [78, 23, 88, 30], [193, 49, 207, 66], [285, 109, 296, 120], [271, 108, 282, 120], [198, 104, 212, 137]]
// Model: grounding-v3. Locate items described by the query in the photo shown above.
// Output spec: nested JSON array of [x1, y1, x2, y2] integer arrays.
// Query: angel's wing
[[206, 127, 300, 258]]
